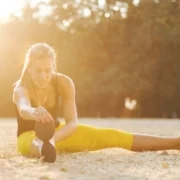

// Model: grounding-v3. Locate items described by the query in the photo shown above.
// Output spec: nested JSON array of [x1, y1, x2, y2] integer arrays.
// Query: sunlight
[[0, 0, 52, 23], [33, 4, 54, 19], [98, 0, 106, 9], [0, 0, 25, 22], [133, 0, 140, 6], [30, 0, 51, 8], [78, 7, 91, 18]]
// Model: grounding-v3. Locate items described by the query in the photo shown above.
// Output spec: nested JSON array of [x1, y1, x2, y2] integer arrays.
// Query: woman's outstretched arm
[[13, 83, 54, 123], [54, 74, 77, 143]]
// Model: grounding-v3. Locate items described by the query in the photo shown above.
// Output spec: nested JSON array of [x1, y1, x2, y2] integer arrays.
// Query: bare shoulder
[[55, 73, 75, 98], [56, 73, 75, 88]]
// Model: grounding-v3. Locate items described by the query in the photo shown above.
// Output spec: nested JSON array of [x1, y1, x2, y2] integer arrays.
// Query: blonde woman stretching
[[13, 43, 180, 163]]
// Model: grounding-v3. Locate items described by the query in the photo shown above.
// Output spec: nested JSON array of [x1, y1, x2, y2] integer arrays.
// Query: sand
[[0, 118, 180, 180]]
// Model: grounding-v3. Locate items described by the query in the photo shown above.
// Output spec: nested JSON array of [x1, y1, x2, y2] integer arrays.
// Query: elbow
[[19, 108, 26, 119], [19, 107, 31, 120]]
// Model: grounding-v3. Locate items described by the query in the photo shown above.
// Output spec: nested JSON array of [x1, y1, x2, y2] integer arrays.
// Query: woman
[[13, 43, 180, 163]]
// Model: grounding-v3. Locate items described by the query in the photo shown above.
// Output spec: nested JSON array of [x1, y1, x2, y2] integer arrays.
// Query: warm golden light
[[0, 0, 25, 22], [0, 0, 51, 23]]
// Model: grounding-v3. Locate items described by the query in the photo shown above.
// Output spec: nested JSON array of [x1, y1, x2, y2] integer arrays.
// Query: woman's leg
[[131, 133, 180, 151], [55, 124, 180, 152], [55, 124, 133, 152], [18, 125, 180, 156]]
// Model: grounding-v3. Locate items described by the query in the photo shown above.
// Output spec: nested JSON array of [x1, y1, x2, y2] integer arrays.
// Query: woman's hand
[[32, 106, 54, 124]]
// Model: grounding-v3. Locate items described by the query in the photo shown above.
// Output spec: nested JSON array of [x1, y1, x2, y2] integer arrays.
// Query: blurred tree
[[0, 0, 180, 118]]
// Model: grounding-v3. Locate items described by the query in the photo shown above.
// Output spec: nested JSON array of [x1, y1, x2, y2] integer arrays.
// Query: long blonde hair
[[15, 43, 57, 87]]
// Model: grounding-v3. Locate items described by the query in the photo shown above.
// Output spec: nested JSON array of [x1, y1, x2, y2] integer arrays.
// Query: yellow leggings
[[17, 124, 133, 155]]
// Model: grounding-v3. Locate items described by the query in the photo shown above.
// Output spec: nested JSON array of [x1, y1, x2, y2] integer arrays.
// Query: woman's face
[[29, 57, 54, 89]]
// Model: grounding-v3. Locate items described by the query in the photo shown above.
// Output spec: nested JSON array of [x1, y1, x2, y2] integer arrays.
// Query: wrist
[[30, 107, 38, 121], [20, 106, 37, 121]]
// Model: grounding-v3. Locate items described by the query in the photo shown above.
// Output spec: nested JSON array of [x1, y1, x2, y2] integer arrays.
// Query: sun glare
[[0, 0, 25, 22], [0, 0, 51, 23]]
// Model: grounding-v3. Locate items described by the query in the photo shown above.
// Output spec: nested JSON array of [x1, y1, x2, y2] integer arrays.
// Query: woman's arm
[[13, 85, 37, 120], [13, 84, 53, 123], [54, 74, 77, 143]]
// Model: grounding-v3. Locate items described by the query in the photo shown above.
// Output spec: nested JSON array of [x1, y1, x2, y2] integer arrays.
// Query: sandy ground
[[0, 118, 180, 180]]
